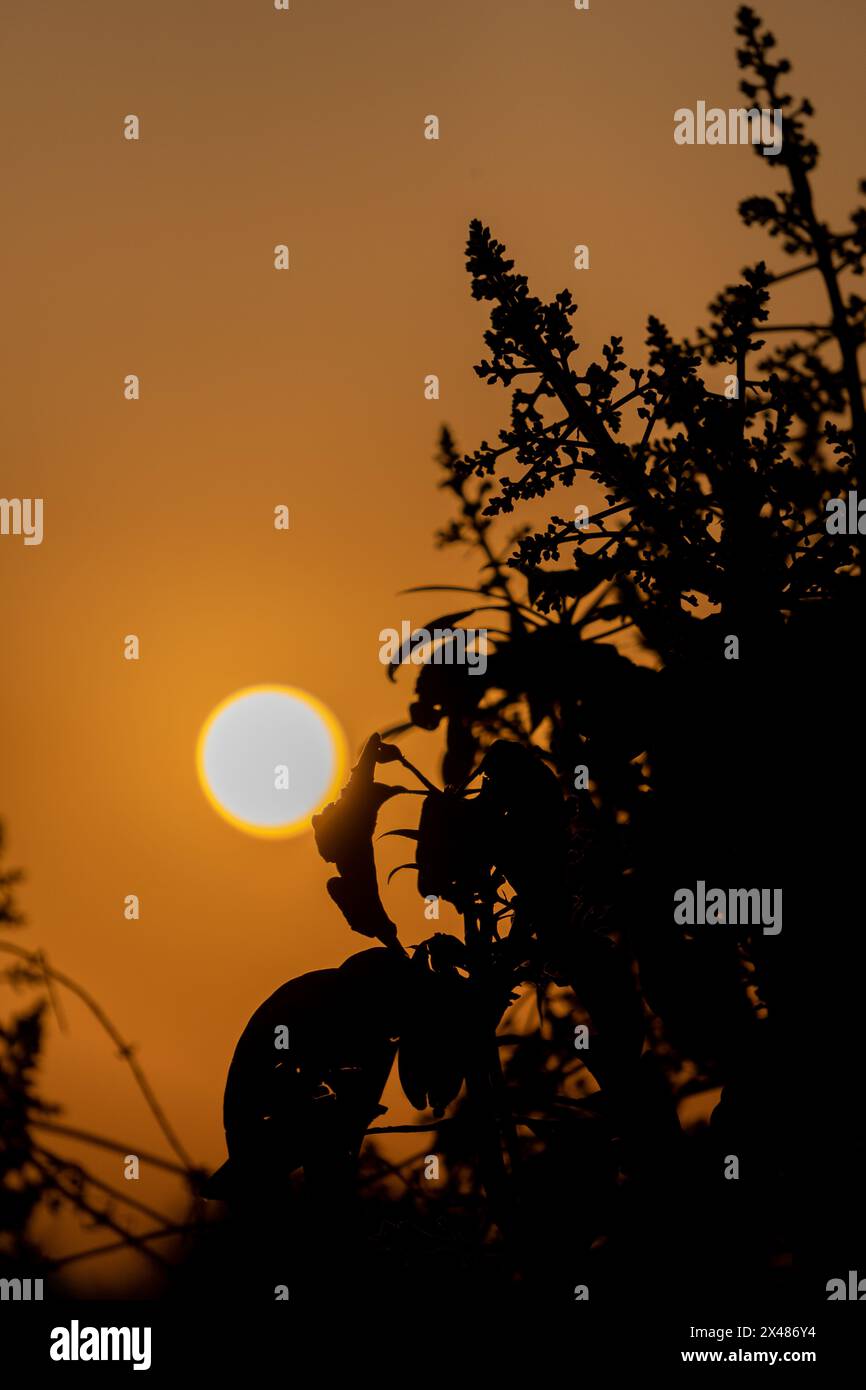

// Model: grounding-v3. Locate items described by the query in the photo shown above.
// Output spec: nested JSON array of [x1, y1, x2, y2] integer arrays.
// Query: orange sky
[[2, 0, 865, 1292]]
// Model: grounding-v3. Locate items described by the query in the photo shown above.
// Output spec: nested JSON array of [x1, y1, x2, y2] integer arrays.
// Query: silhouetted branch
[[29, 1119, 193, 1177], [47, 1223, 205, 1272], [27, 1151, 172, 1270], [366, 1121, 454, 1134], [33, 1144, 175, 1226], [0, 940, 196, 1173]]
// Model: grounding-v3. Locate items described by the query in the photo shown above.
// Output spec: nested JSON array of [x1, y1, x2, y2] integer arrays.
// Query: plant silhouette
[[205, 7, 864, 1310], [1, 824, 204, 1291], [0, 2, 859, 1318]]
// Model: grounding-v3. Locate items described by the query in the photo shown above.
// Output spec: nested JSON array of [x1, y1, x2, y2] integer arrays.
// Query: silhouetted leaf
[[208, 948, 410, 1197]]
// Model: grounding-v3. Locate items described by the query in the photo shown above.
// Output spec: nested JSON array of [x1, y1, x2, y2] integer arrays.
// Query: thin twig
[[0, 940, 195, 1173], [47, 1223, 205, 1272], [395, 753, 440, 794], [366, 1121, 453, 1134], [28, 1151, 172, 1271], [35, 949, 66, 1033], [34, 1144, 175, 1226], [765, 259, 819, 285], [29, 1119, 193, 1177]]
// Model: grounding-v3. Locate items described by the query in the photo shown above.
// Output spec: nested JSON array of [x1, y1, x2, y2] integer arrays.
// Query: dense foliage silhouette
[[2, 8, 863, 1317], [200, 8, 864, 1311]]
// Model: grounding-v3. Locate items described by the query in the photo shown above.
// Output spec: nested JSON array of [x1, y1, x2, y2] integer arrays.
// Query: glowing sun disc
[[196, 685, 347, 838]]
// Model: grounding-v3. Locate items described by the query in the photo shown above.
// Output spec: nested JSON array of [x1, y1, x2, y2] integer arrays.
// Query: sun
[[196, 685, 347, 839]]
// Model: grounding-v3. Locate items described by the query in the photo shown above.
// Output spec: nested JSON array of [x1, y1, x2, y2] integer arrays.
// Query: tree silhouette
[[2, 4, 850, 1314], [206, 6, 864, 1308], [0, 824, 205, 1291]]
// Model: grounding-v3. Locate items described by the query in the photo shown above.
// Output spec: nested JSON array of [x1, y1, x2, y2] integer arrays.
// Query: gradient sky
[[2, 0, 864, 1291]]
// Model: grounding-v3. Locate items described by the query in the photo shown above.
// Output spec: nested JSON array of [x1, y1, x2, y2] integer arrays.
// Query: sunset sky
[[2, 0, 864, 1291]]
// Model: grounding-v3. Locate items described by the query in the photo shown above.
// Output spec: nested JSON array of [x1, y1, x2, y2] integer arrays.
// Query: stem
[[30, 1119, 193, 1177], [27, 1151, 172, 1271], [395, 753, 439, 794], [34, 1145, 175, 1226], [0, 940, 196, 1173], [365, 1121, 452, 1133], [47, 1223, 203, 1272], [784, 154, 866, 480], [462, 903, 516, 1244]]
